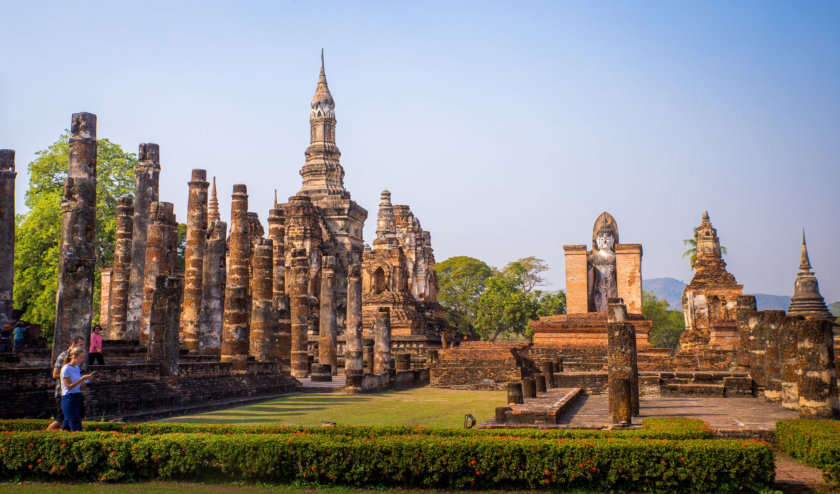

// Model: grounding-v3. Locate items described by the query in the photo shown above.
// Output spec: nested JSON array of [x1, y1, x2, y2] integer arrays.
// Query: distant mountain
[[643, 277, 791, 311], [643, 278, 686, 310]]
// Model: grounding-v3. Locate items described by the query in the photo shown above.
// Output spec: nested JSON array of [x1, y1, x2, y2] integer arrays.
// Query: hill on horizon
[[643, 277, 792, 311]]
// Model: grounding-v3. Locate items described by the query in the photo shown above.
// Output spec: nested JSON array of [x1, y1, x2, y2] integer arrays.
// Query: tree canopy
[[436, 256, 565, 341], [643, 290, 685, 350], [14, 133, 137, 340]]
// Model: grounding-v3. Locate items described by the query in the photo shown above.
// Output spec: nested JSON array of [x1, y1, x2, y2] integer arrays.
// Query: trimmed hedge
[[0, 417, 713, 440], [777, 419, 840, 486], [0, 430, 773, 492]]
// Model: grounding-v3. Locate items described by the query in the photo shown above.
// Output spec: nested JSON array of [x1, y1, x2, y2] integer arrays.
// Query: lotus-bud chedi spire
[[208, 176, 220, 223], [788, 230, 833, 320]]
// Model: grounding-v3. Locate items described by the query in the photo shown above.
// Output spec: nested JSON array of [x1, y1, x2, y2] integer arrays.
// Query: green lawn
[[163, 387, 505, 428]]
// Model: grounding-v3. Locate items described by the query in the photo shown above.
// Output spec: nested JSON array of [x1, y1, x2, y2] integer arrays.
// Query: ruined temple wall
[[615, 244, 642, 315], [564, 246, 588, 314]]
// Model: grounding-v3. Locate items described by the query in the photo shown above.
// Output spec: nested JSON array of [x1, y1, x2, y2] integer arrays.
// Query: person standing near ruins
[[12, 322, 26, 353], [46, 336, 84, 431], [0, 324, 10, 352], [88, 325, 104, 365], [60, 347, 95, 431]]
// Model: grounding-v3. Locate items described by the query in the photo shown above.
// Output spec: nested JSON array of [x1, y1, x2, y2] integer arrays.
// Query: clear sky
[[2, 1, 838, 303]]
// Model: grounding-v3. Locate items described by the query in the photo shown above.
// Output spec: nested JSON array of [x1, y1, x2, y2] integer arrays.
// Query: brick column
[[147, 275, 182, 376], [0, 150, 16, 329], [319, 256, 338, 373], [345, 264, 363, 374], [735, 295, 756, 368], [180, 169, 209, 354], [373, 307, 392, 374], [614, 245, 643, 315], [763, 310, 786, 403], [797, 318, 839, 419], [53, 113, 97, 365], [780, 315, 802, 410], [607, 299, 635, 425], [250, 237, 275, 361], [747, 311, 767, 390], [221, 184, 251, 373], [289, 248, 310, 378], [563, 245, 588, 314], [126, 143, 160, 339], [198, 220, 226, 355], [108, 196, 133, 338], [139, 202, 177, 343], [99, 268, 111, 330], [268, 206, 285, 298]]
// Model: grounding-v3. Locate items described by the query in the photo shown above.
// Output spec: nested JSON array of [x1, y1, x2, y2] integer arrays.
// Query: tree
[[474, 257, 565, 341], [14, 133, 137, 341], [434, 256, 493, 336], [474, 274, 538, 341], [830, 301, 840, 325], [643, 290, 685, 351], [682, 227, 727, 270]]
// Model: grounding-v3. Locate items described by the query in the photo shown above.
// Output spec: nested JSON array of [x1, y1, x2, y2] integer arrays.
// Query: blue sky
[[2, 1, 838, 303]]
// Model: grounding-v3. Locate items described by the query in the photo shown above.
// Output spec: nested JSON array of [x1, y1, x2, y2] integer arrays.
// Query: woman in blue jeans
[[60, 347, 94, 431]]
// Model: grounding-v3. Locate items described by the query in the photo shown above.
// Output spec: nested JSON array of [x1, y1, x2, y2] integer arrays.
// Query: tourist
[[88, 324, 104, 365], [0, 324, 10, 353], [60, 347, 94, 432], [12, 322, 26, 354], [46, 336, 84, 431]]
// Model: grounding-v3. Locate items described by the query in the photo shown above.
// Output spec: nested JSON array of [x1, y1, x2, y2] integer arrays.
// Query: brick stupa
[[678, 211, 743, 353]]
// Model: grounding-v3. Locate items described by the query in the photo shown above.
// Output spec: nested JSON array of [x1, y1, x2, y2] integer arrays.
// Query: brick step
[[662, 383, 725, 397]]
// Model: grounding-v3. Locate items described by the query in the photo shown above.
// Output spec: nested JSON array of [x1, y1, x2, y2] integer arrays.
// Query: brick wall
[[564, 246, 588, 314]]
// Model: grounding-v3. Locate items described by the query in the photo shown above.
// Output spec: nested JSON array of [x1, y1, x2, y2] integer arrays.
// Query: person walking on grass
[[60, 347, 94, 432], [46, 336, 84, 431], [88, 325, 104, 365]]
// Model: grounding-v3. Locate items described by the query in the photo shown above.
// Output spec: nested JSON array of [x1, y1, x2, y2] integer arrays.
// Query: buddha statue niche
[[588, 215, 618, 312]]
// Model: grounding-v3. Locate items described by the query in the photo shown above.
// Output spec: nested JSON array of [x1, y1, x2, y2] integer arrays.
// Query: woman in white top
[[60, 347, 94, 431]]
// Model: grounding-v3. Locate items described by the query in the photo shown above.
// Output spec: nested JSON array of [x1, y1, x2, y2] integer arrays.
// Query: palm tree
[[682, 227, 726, 270]]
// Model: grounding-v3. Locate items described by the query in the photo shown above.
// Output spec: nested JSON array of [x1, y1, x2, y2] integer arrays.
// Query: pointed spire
[[374, 190, 397, 249], [273, 189, 278, 209], [799, 229, 812, 271], [311, 49, 334, 109], [208, 177, 220, 222], [702, 210, 710, 223]]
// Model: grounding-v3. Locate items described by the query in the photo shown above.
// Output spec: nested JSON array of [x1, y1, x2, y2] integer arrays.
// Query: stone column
[[373, 307, 392, 374], [108, 196, 133, 339], [250, 237, 275, 361], [289, 248, 310, 378], [797, 318, 839, 419], [763, 310, 786, 402], [53, 113, 97, 364], [139, 202, 177, 342], [99, 268, 112, 330], [0, 150, 17, 329], [267, 206, 285, 298], [147, 275, 182, 376], [747, 311, 767, 390], [363, 339, 374, 372], [780, 315, 802, 410], [198, 220, 226, 355], [539, 361, 554, 388], [319, 256, 338, 373], [125, 143, 160, 339], [180, 169, 209, 354], [221, 184, 251, 373], [607, 299, 635, 425], [736, 296, 757, 368], [345, 264, 364, 374]]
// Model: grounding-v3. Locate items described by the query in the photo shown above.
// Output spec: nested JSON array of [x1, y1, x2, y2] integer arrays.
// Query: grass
[[162, 387, 505, 428]]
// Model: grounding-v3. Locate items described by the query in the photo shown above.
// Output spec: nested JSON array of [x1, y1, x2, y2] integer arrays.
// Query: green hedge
[[0, 430, 772, 492], [777, 419, 840, 486], [0, 417, 713, 440]]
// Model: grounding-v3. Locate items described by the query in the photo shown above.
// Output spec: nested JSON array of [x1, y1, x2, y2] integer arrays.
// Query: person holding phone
[[60, 347, 94, 432]]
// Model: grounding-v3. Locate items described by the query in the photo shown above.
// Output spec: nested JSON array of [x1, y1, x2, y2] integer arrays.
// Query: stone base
[[310, 364, 333, 382], [530, 312, 653, 350]]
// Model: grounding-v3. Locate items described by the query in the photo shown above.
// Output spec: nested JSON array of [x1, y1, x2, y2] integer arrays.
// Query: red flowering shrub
[[777, 419, 840, 486]]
